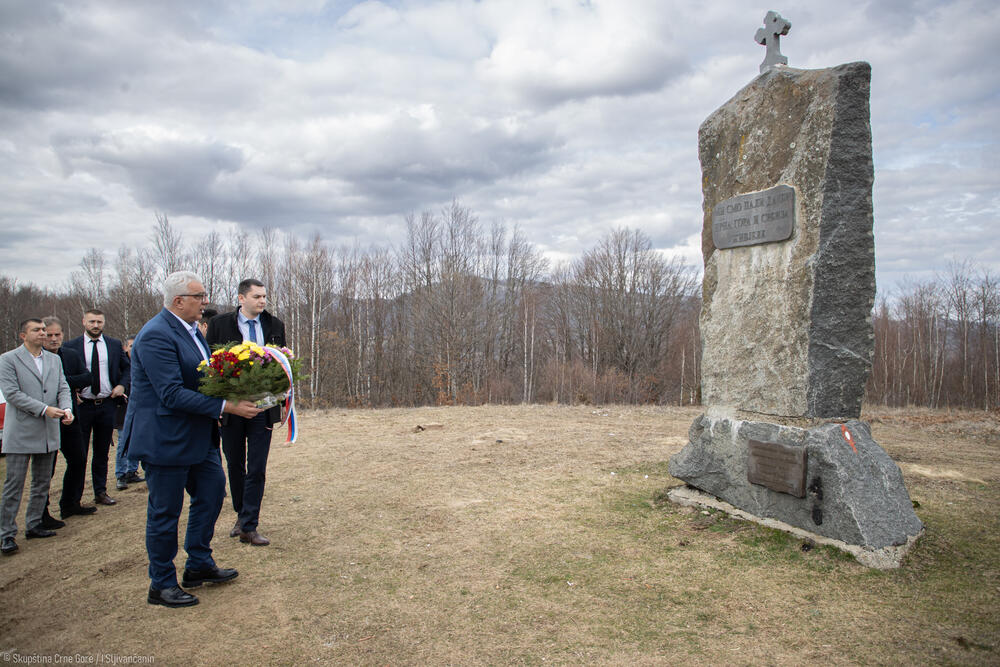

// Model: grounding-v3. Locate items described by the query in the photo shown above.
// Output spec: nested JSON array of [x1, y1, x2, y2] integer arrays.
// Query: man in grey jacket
[[0, 318, 74, 555]]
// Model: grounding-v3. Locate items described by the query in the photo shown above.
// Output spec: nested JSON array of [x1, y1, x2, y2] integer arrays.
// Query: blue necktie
[[248, 319, 258, 344]]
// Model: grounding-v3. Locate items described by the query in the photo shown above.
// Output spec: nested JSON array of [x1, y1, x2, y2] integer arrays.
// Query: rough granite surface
[[698, 62, 875, 419], [669, 414, 923, 549]]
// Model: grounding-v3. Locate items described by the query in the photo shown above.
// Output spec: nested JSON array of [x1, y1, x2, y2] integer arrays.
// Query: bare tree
[[257, 227, 279, 312], [107, 245, 159, 335], [570, 228, 696, 403], [151, 212, 186, 279], [190, 230, 226, 304], [977, 270, 999, 410], [70, 247, 108, 310], [220, 229, 254, 306], [297, 234, 334, 404]]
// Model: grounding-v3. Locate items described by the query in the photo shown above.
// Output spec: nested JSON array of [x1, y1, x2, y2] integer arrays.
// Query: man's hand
[[111, 385, 126, 398], [224, 399, 261, 419], [44, 406, 67, 420], [61, 411, 74, 425]]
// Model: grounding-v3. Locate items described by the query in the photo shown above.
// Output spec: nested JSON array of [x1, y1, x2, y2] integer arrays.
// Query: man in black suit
[[41, 317, 98, 522], [206, 278, 286, 547], [64, 309, 130, 506]]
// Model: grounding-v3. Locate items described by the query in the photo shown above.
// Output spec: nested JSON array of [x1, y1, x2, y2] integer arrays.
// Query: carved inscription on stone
[[712, 184, 795, 249], [747, 439, 807, 497]]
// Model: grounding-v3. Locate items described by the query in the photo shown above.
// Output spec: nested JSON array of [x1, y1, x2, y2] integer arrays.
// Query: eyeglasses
[[180, 293, 210, 301]]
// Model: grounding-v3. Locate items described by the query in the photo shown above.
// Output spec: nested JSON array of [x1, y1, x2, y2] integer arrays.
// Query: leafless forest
[[2, 205, 997, 410]]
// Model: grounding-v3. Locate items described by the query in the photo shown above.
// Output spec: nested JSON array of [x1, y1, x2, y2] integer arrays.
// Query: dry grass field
[[1, 405, 998, 665]]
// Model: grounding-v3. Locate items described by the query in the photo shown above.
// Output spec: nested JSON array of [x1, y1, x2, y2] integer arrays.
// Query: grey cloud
[[874, 162, 999, 285], [481, 52, 688, 108], [52, 131, 245, 214], [0, 0, 274, 117]]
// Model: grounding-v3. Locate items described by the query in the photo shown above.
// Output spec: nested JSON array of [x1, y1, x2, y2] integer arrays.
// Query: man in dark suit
[[120, 270, 259, 607], [65, 309, 130, 506], [41, 316, 98, 522], [206, 278, 286, 547]]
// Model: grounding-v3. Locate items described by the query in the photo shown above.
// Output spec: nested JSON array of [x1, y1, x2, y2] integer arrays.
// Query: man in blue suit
[[65, 309, 130, 506], [120, 271, 259, 608]]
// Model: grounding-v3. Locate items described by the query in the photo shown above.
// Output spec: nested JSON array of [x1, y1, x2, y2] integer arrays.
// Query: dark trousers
[[221, 413, 272, 532], [77, 400, 116, 496], [47, 421, 87, 512], [143, 449, 225, 590]]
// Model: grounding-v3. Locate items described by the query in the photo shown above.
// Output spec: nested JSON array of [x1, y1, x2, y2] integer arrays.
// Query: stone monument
[[667, 12, 923, 569]]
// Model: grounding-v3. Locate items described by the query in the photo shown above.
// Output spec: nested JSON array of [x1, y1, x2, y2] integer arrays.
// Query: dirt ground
[[1, 405, 998, 666]]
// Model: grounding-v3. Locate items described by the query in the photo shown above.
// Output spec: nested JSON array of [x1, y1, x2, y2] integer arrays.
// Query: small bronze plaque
[[747, 439, 807, 498], [712, 184, 795, 249]]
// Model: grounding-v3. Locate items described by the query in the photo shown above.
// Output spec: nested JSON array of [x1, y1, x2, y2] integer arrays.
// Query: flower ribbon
[[265, 346, 298, 443]]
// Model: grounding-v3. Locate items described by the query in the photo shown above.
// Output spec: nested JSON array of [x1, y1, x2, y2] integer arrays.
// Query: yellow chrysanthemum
[[238, 352, 251, 361]]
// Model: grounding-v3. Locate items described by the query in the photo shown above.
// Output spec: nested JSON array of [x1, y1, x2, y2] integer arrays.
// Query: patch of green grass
[[707, 516, 745, 533], [610, 461, 673, 477], [819, 544, 857, 562], [651, 487, 674, 506]]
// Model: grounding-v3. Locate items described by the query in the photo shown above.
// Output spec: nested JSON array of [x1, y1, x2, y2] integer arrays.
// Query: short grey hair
[[42, 315, 62, 328], [163, 270, 204, 308]]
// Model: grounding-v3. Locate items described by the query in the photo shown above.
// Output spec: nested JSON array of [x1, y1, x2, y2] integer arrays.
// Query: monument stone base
[[668, 412, 923, 568], [667, 486, 922, 569]]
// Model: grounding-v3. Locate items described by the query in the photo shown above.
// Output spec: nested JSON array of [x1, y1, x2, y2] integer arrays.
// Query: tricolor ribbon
[[265, 346, 298, 443]]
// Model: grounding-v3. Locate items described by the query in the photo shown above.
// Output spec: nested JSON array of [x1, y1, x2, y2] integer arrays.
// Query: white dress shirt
[[30, 349, 44, 376], [81, 335, 112, 399]]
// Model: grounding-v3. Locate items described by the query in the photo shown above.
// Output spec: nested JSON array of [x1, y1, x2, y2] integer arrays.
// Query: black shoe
[[239, 530, 270, 546], [25, 527, 57, 539], [125, 471, 145, 484], [40, 512, 66, 530], [1, 536, 17, 555], [116, 477, 128, 491], [94, 492, 117, 505], [181, 566, 239, 588], [61, 505, 98, 518], [147, 586, 199, 607]]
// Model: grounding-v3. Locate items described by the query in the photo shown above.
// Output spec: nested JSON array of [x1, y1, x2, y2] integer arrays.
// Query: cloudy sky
[[1, 0, 997, 293]]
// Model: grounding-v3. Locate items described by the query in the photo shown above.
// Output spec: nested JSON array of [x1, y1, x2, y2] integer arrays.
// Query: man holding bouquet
[[206, 278, 286, 547], [120, 271, 260, 607]]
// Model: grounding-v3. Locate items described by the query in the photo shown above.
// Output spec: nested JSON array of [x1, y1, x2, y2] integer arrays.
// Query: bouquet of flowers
[[198, 342, 302, 410]]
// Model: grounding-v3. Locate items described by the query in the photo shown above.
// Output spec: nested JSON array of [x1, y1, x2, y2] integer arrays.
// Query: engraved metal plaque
[[712, 184, 795, 250], [747, 439, 807, 498]]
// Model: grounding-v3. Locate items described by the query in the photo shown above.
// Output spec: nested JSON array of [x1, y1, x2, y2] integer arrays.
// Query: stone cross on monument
[[755, 10, 791, 73]]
